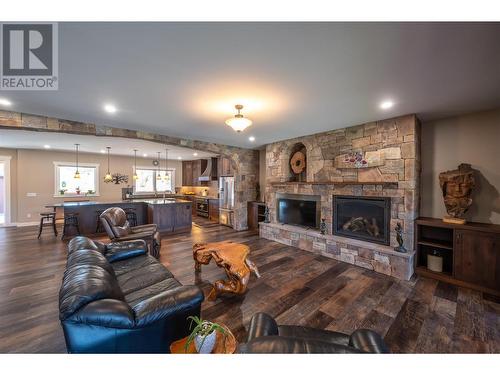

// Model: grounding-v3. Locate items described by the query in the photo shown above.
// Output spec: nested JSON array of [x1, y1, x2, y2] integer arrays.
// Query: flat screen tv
[[277, 198, 319, 228]]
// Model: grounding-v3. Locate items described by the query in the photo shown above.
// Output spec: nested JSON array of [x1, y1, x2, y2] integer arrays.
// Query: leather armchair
[[59, 236, 204, 353], [100, 207, 161, 258], [240, 312, 390, 353]]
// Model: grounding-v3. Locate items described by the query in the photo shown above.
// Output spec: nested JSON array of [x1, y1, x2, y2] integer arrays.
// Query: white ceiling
[[0, 129, 217, 160], [1, 22, 500, 148]]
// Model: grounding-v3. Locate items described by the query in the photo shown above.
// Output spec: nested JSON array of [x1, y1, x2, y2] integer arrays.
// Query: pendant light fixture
[[156, 152, 162, 180], [133, 149, 138, 180], [225, 104, 252, 132], [104, 147, 113, 183], [74, 144, 80, 179], [163, 148, 169, 181]]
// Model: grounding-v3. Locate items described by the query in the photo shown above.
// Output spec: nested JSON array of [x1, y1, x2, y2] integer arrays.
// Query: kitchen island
[[46, 198, 192, 236]]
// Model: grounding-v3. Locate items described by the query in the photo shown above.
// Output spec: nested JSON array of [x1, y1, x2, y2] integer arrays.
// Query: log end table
[[193, 241, 260, 300]]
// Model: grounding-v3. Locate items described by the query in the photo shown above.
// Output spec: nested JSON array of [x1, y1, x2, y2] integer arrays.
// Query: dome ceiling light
[[225, 104, 252, 132]]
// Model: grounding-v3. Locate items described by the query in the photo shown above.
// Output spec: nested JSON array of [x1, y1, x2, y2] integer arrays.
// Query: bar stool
[[124, 207, 138, 227], [62, 212, 80, 240], [38, 212, 58, 239], [95, 210, 105, 233]]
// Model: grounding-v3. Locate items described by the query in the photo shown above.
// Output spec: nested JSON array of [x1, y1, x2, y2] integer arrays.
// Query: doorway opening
[[0, 156, 11, 226]]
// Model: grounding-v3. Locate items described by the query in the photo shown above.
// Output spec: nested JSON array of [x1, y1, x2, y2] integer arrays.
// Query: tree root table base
[[193, 241, 260, 300]]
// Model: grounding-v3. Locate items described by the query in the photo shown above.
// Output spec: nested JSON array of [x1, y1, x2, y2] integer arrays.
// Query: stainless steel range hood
[[198, 157, 218, 181]]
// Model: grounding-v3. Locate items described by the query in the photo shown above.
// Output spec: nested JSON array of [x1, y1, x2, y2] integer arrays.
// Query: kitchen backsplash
[[179, 181, 219, 197]]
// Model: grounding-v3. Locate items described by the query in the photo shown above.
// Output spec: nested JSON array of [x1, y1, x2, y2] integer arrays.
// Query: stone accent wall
[[263, 114, 420, 278], [0, 110, 258, 230]]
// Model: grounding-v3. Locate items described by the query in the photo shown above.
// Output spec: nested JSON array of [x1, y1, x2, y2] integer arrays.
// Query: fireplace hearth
[[333, 195, 391, 245]]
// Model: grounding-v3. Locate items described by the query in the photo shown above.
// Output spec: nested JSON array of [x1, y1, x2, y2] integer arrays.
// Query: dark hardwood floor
[[0, 218, 499, 353]]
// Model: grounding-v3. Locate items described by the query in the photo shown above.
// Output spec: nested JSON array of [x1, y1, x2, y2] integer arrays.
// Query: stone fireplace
[[333, 195, 391, 246], [259, 114, 420, 280]]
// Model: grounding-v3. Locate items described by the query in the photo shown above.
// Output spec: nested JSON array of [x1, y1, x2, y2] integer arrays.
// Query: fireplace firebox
[[333, 195, 391, 245]]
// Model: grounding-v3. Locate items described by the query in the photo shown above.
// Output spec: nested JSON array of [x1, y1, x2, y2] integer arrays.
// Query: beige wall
[[2, 148, 182, 223], [421, 108, 500, 224]]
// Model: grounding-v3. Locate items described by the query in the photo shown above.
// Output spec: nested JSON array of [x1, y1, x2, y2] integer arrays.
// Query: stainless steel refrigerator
[[219, 176, 235, 227]]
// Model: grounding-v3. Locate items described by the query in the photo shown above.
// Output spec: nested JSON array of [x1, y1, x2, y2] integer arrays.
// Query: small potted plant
[[185, 316, 226, 354], [59, 189, 67, 195]]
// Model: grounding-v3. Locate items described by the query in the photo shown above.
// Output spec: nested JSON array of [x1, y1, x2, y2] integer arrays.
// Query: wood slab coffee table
[[170, 323, 237, 354], [193, 241, 260, 300]]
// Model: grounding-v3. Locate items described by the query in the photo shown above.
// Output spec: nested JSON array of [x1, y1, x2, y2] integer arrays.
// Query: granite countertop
[[141, 198, 191, 205], [46, 198, 190, 208]]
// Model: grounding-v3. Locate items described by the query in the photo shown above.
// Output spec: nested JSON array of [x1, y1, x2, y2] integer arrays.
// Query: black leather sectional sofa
[[58, 236, 204, 353]]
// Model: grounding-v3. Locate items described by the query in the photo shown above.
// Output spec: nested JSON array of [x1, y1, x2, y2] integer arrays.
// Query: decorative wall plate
[[290, 151, 306, 174]]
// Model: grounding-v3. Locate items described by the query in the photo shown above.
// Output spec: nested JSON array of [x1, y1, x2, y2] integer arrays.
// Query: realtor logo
[[1, 23, 58, 90]]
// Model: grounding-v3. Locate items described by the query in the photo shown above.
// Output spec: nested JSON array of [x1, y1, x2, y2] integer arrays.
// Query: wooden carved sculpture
[[290, 151, 306, 174], [193, 241, 260, 300], [439, 163, 475, 224]]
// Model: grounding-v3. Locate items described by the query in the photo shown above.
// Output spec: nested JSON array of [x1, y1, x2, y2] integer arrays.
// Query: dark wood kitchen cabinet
[[182, 160, 208, 186], [415, 217, 500, 296], [218, 156, 233, 177], [174, 203, 193, 231], [182, 161, 193, 186], [209, 199, 220, 222]]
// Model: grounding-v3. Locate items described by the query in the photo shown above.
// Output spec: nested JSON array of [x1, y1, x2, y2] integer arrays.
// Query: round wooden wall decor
[[290, 151, 306, 174]]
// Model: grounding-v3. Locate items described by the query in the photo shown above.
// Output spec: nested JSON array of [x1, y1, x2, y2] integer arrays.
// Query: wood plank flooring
[[0, 218, 499, 353]]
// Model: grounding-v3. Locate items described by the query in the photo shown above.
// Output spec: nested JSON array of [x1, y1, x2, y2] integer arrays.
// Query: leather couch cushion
[[66, 249, 115, 277], [67, 236, 106, 255], [125, 278, 182, 305], [59, 265, 124, 320], [278, 325, 350, 346], [105, 241, 147, 263], [117, 262, 174, 295], [111, 254, 158, 276]]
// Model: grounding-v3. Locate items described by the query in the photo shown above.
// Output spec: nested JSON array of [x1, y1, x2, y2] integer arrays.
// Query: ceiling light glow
[[177, 156, 182, 160], [0, 98, 12, 106], [249, 136, 255, 142], [43, 145, 51, 149], [380, 100, 394, 110], [193, 152, 198, 156], [104, 104, 117, 113]]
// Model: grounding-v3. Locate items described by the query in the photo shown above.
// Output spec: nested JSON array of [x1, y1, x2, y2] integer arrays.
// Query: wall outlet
[[27, 213, 31, 218], [26, 192, 37, 197]]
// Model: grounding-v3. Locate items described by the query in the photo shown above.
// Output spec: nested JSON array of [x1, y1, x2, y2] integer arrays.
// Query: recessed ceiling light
[[0, 98, 12, 106], [100, 149, 106, 154], [43, 145, 51, 149], [104, 104, 117, 113], [380, 100, 394, 110], [249, 136, 256, 142], [193, 152, 198, 156], [177, 156, 182, 160], [143, 153, 148, 157]]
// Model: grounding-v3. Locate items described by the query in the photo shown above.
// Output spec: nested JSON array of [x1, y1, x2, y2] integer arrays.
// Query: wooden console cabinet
[[415, 217, 500, 296], [248, 201, 266, 230]]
